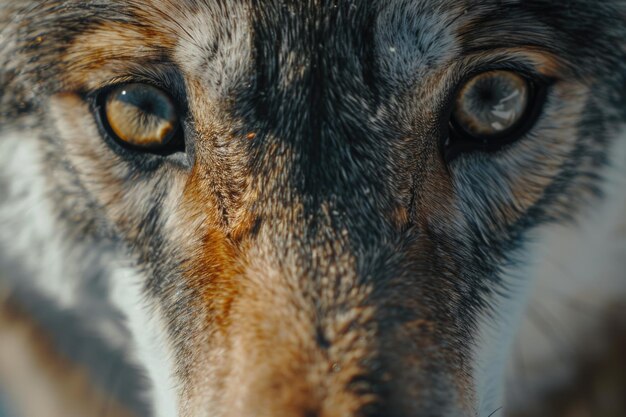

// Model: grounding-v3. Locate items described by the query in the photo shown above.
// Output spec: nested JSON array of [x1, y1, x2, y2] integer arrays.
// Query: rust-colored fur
[[1, 1, 625, 416]]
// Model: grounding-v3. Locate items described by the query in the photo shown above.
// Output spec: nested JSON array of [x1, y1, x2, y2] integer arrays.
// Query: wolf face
[[1, 1, 625, 416]]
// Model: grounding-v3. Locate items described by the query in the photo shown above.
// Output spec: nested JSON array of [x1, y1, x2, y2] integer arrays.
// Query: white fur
[[173, 5, 251, 102], [473, 245, 539, 416], [0, 131, 179, 416], [506, 131, 626, 412], [473, 129, 626, 416], [108, 266, 180, 417], [0, 132, 78, 308]]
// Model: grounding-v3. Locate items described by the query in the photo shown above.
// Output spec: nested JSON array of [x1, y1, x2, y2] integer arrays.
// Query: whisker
[[487, 406, 503, 417]]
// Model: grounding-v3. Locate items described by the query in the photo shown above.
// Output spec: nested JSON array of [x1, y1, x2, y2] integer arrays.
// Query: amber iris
[[104, 83, 178, 149], [453, 70, 530, 138]]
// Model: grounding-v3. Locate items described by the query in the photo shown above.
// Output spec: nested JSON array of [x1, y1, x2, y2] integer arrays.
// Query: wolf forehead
[[1, 2, 625, 414], [8, 0, 625, 93]]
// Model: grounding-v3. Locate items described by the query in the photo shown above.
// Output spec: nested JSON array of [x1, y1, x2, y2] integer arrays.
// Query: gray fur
[[1, 1, 625, 416]]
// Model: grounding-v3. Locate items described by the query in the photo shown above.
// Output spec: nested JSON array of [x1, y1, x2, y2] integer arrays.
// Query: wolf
[[0, 1, 625, 416]]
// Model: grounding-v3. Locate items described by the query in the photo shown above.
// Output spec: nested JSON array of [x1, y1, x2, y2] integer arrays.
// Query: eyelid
[[82, 66, 190, 112], [459, 47, 564, 83]]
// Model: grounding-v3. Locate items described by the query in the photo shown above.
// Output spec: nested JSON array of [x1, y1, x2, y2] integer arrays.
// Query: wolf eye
[[446, 70, 544, 160], [100, 83, 183, 154]]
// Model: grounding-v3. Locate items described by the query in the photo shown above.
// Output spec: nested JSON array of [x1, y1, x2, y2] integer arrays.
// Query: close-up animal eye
[[446, 70, 543, 159], [99, 83, 184, 154], [2, 3, 626, 417]]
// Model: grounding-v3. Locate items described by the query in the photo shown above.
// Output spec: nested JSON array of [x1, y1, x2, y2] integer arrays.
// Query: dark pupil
[[117, 87, 172, 120], [476, 84, 496, 104], [470, 77, 508, 112], [453, 71, 529, 138]]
